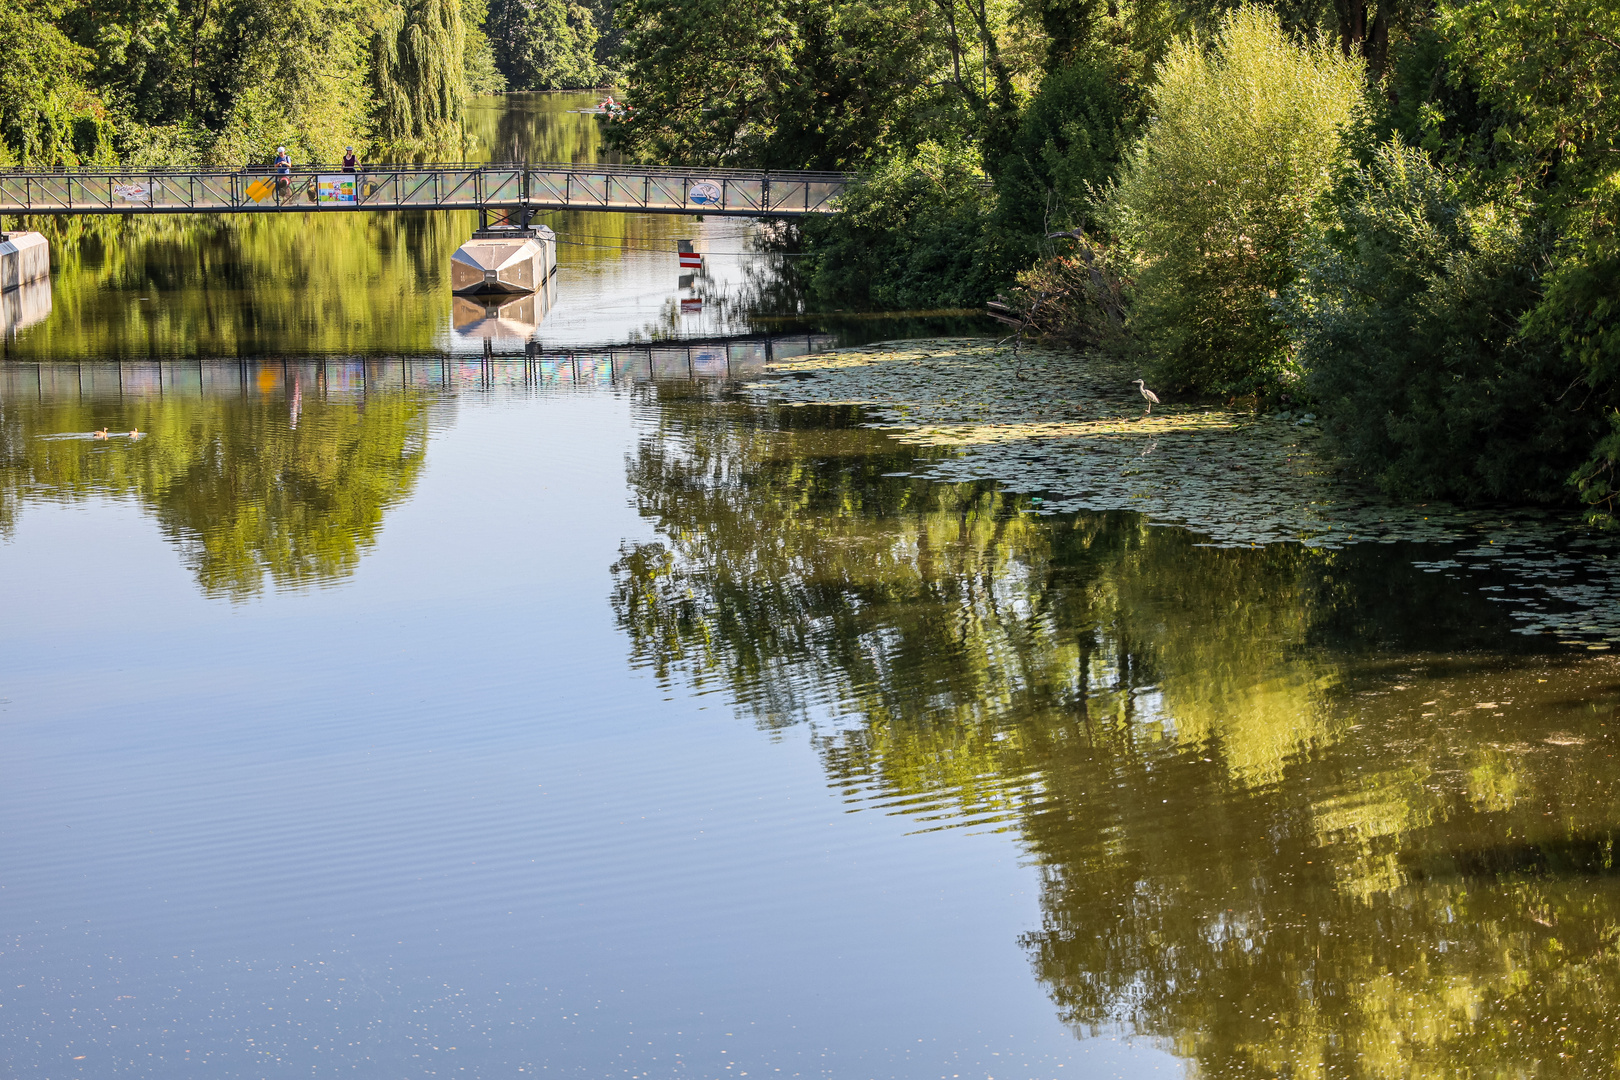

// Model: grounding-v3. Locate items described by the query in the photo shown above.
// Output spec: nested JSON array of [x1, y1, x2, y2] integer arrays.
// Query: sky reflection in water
[[4, 360, 1618, 1077]]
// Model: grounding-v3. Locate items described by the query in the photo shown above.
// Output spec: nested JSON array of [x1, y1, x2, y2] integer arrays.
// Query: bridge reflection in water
[[0, 334, 837, 401]]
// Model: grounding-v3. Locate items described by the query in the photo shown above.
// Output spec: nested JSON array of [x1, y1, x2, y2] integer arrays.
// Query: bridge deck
[[0, 163, 848, 217]]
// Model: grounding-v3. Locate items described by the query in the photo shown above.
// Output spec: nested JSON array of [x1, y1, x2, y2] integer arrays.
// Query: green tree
[[1107, 4, 1365, 394], [0, 0, 111, 167], [54, 0, 375, 167], [1441, 0, 1620, 524], [991, 0, 1164, 240], [605, 0, 1031, 170], [486, 0, 602, 90], [797, 141, 1005, 309], [1290, 141, 1597, 503], [370, 0, 468, 150], [462, 0, 509, 94]]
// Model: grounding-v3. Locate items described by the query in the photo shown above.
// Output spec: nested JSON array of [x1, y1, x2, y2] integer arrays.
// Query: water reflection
[[451, 274, 556, 341], [465, 92, 609, 167], [613, 394, 1620, 1077], [0, 360, 437, 596], [3, 212, 469, 358], [1, 350, 831, 595], [1, 278, 51, 338]]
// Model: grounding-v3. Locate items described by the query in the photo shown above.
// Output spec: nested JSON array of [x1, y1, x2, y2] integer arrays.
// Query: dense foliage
[[0, 0, 608, 165], [1108, 5, 1364, 393], [797, 143, 1003, 310], [485, 0, 604, 90], [1289, 0, 1620, 516], [605, 0, 1023, 171], [0, 0, 111, 168], [372, 0, 468, 149], [1291, 143, 1596, 503], [601, 0, 1620, 520]]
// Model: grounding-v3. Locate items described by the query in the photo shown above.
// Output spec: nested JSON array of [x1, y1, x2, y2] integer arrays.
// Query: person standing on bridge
[[275, 146, 292, 198], [342, 147, 358, 173]]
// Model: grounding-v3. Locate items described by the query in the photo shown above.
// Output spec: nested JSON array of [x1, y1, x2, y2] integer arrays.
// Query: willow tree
[[371, 0, 468, 150]]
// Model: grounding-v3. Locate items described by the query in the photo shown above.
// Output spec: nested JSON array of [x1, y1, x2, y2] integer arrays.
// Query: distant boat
[[569, 99, 632, 119]]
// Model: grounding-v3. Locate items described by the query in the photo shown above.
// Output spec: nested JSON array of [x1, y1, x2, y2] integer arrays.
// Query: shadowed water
[[3, 95, 1620, 1080]]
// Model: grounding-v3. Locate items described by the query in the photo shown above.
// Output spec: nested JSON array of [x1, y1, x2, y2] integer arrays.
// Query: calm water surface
[[3, 97, 1620, 1080]]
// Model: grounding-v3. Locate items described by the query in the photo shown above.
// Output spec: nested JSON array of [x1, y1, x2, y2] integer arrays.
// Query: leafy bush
[[0, 0, 111, 167], [799, 142, 1007, 310], [1107, 4, 1364, 394], [993, 47, 1147, 242], [1443, 0, 1620, 522], [1291, 141, 1599, 503]]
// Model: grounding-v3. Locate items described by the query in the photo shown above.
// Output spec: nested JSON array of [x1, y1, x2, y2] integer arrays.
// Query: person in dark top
[[342, 147, 358, 173], [274, 146, 292, 197]]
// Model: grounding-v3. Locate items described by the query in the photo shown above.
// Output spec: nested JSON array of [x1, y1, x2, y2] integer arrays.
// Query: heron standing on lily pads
[[1132, 379, 1160, 415]]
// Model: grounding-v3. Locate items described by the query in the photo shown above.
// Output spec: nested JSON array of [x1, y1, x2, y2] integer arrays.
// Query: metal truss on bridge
[[0, 162, 849, 218], [0, 335, 840, 401]]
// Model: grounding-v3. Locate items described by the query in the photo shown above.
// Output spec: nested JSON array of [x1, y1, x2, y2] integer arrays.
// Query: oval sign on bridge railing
[[688, 181, 722, 207]]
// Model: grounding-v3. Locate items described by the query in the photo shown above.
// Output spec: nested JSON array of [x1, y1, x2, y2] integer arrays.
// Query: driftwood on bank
[[987, 230, 1131, 350]]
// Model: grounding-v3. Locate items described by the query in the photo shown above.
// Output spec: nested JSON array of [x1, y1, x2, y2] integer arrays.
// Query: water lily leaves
[[745, 339, 1620, 645]]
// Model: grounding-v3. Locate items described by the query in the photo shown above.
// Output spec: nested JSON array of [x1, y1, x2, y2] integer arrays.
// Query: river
[[2, 94, 1619, 1080]]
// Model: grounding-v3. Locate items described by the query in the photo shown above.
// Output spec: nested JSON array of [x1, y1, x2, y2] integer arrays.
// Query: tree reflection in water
[[613, 388, 1620, 1077], [0, 362, 434, 597]]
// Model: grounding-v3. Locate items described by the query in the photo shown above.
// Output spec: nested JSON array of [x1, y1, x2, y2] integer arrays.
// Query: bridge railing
[[0, 167, 529, 215], [524, 166, 844, 215], [0, 163, 848, 217]]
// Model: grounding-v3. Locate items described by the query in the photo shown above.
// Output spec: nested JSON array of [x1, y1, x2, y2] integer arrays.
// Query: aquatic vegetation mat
[[745, 339, 1620, 646]]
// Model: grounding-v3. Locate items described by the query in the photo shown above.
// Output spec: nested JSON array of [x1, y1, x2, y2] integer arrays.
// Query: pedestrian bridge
[[0, 162, 848, 218]]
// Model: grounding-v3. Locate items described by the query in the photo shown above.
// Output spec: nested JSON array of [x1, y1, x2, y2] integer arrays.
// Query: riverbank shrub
[[1107, 5, 1365, 395], [1291, 141, 1599, 503], [798, 143, 1008, 310], [1442, 0, 1620, 524]]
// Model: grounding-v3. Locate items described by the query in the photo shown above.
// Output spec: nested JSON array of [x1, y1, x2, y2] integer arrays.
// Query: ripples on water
[[3, 355, 1620, 1078]]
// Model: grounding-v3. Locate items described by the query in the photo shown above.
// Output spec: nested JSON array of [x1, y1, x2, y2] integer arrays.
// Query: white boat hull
[[451, 228, 556, 295]]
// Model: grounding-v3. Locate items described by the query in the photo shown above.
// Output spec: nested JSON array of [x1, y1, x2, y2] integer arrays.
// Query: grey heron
[[1132, 379, 1160, 414]]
